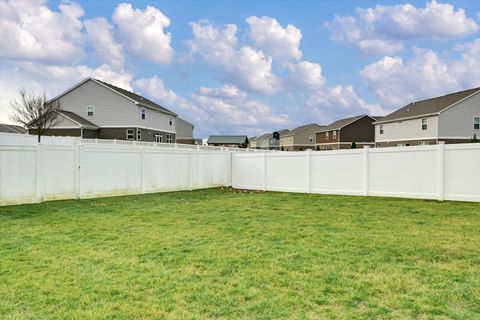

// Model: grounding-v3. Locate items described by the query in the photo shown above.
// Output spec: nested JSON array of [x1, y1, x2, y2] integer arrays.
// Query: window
[[379, 125, 384, 134], [137, 129, 141, 141], [126, 129, 134, 140], [87, 106, 94, 116], [166, 133, 173, 143], [474, 117, 480, 130], [308, 135, 313, 142], [325, 132, 329, 140], [422, 118, 427, 130], [333, 130, 337, 139], [155, 134, 163, 143], [418, 141, 430, 146], [141, 108, 146, 120], [169, 116, 173, 126]]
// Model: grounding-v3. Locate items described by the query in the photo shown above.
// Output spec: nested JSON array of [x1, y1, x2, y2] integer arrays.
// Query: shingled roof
[[317, 115, 373, 133], [58, 110, 99, 130], [375, 87, 480, 124], [283, 123, 322, 136], [0, 124, 27, 134]]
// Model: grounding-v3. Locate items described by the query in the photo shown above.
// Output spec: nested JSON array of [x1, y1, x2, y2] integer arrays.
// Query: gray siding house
[[280, 123, 324, 151], [37, 77, 191, 143], [374, 87, 480, 146]]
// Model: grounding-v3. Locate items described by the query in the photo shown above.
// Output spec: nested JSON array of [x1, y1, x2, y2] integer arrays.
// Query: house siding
[[438, 92, 480, 139], [175, 118, 194, 141], [55, 79, 138, 127], [137, 105, 176, 133], [315, 130, 340, 144], [340, 116, 375, 143], [375, 115, 439, 143]]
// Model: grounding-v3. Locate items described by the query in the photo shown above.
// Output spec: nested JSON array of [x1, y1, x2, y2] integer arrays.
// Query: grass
[[0, 188, 479, 319]]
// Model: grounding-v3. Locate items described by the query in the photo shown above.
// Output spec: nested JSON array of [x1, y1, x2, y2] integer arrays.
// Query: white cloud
[[246, 16, 302, 61], [0, 0, 84, 62], [328, 0, 478, 55], [287, 61, 325, 89], [84, 17, 125, 70], [112, 3, 173, 64], [192, 84, 290, 134], [187, 20, 280, 94], [361, 40, 480, 107], [306, 85, 388, 123]]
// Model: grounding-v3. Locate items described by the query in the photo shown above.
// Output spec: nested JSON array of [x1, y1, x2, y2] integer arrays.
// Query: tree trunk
[[37, 132, 41, 143]]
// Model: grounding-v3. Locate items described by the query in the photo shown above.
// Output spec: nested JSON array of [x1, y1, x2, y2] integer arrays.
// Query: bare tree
[[10, 89, 61, 142]]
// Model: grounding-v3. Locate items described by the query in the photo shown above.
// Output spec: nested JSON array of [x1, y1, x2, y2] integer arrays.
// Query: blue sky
[[1, 0, 480, 137]]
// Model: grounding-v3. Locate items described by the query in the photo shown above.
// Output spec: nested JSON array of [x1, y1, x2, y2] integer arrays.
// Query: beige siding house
[[280, 123, 323, 151], [36, 77, 192, 143], [375, 87, 480, 146]]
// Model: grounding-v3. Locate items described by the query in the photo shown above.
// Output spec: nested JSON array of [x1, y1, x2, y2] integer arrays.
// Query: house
[[0, 124, 28, 134], [315, 115, 377, 150], [33, 77, 192, 143], [175, 118, 195, 144], [280, 123, 324, 151], [374, 87, 480, 147], [247, 137, 257, 148], [254, 129, 290, 150], [207, 135, 249, 148]]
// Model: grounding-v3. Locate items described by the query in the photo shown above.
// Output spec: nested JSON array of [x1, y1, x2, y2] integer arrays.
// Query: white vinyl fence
[[0, 142, 231, 205], [232, 143, 480, 202], [2, 133, 480, 205]]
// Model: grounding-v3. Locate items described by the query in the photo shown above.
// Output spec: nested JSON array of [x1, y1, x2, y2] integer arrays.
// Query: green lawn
[[1, 188, 479, 319]]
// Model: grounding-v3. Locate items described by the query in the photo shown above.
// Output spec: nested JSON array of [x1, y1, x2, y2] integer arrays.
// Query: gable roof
[[49, 77, 177, 116], [58, 110, 99, 130], [0, 124, 28, 134], [283, 123, 323, 137], [316, 115, 373, 133], [207, 135, 249, 144], [375, 87, 480, 124]]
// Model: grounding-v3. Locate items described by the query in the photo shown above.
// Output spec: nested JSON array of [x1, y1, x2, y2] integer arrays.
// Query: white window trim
[[474, 116, 480, 130], [137, 128, 141, 141], [379, 124, 384, 134], [325, 132, 329, 140], [421, 118, 427, 130], [166, 133, 173, 143], [169, 116, 173, 126], [333, 130, 337, 139], [141, 108, 146, 120], [126, 129, 134, 140], [155, 134, 163, 143], [87, 105, 94, 117]]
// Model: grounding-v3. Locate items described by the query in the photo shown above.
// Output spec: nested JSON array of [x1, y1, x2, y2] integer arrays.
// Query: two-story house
[[315, 115, 378, 150], [280, 123, 324, 151], [374, 87, 480, 147], [254, 130, 290, 150], [36, 77, 192, 143]]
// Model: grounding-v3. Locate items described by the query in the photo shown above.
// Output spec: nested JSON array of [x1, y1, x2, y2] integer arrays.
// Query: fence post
[[306, 149, 312, 193], [437, 142, 445, 201], [74, 142, 80, 199], [35, 142, 45, 203], [363, 146, 370, 197], [227, 150, 232, 187], [263, 151, 267, 191], [141, 146, 146, 194], [188, 149, 193, 190]]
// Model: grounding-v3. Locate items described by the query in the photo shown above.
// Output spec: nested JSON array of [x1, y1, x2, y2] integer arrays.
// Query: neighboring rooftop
[[376, 87, 480, 124], [95, 79, 177, 116], [317, 115, 373, 133], [59, 110, 99, 129], [283, 123, 322, 136], [0, 124, 28, 134], [207, 135, 249, 144]]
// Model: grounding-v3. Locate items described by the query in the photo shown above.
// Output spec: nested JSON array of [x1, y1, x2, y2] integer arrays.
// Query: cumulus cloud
[[286, 61, 325, 89], [187, 20, 280, 94], [112, 3, 173, 64], [328, 0, 478, 55], [0, 0, 84, 62], [361, 41, 480, 107], [306, 85, 388, 123], [246, 16, 302, 61], [192, 84, 290, 134], [84, 17, 125, 70]]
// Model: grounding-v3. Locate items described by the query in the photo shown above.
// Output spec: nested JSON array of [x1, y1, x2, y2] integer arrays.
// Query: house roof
[[207, 135, 249, 144], [95, 79, 177, 116], [316, 115, 373, 133], [0, 124, 28, 134], [375, 87, 480, 124], [59, 110, 99, 129], [283, 123, 322, 137]]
